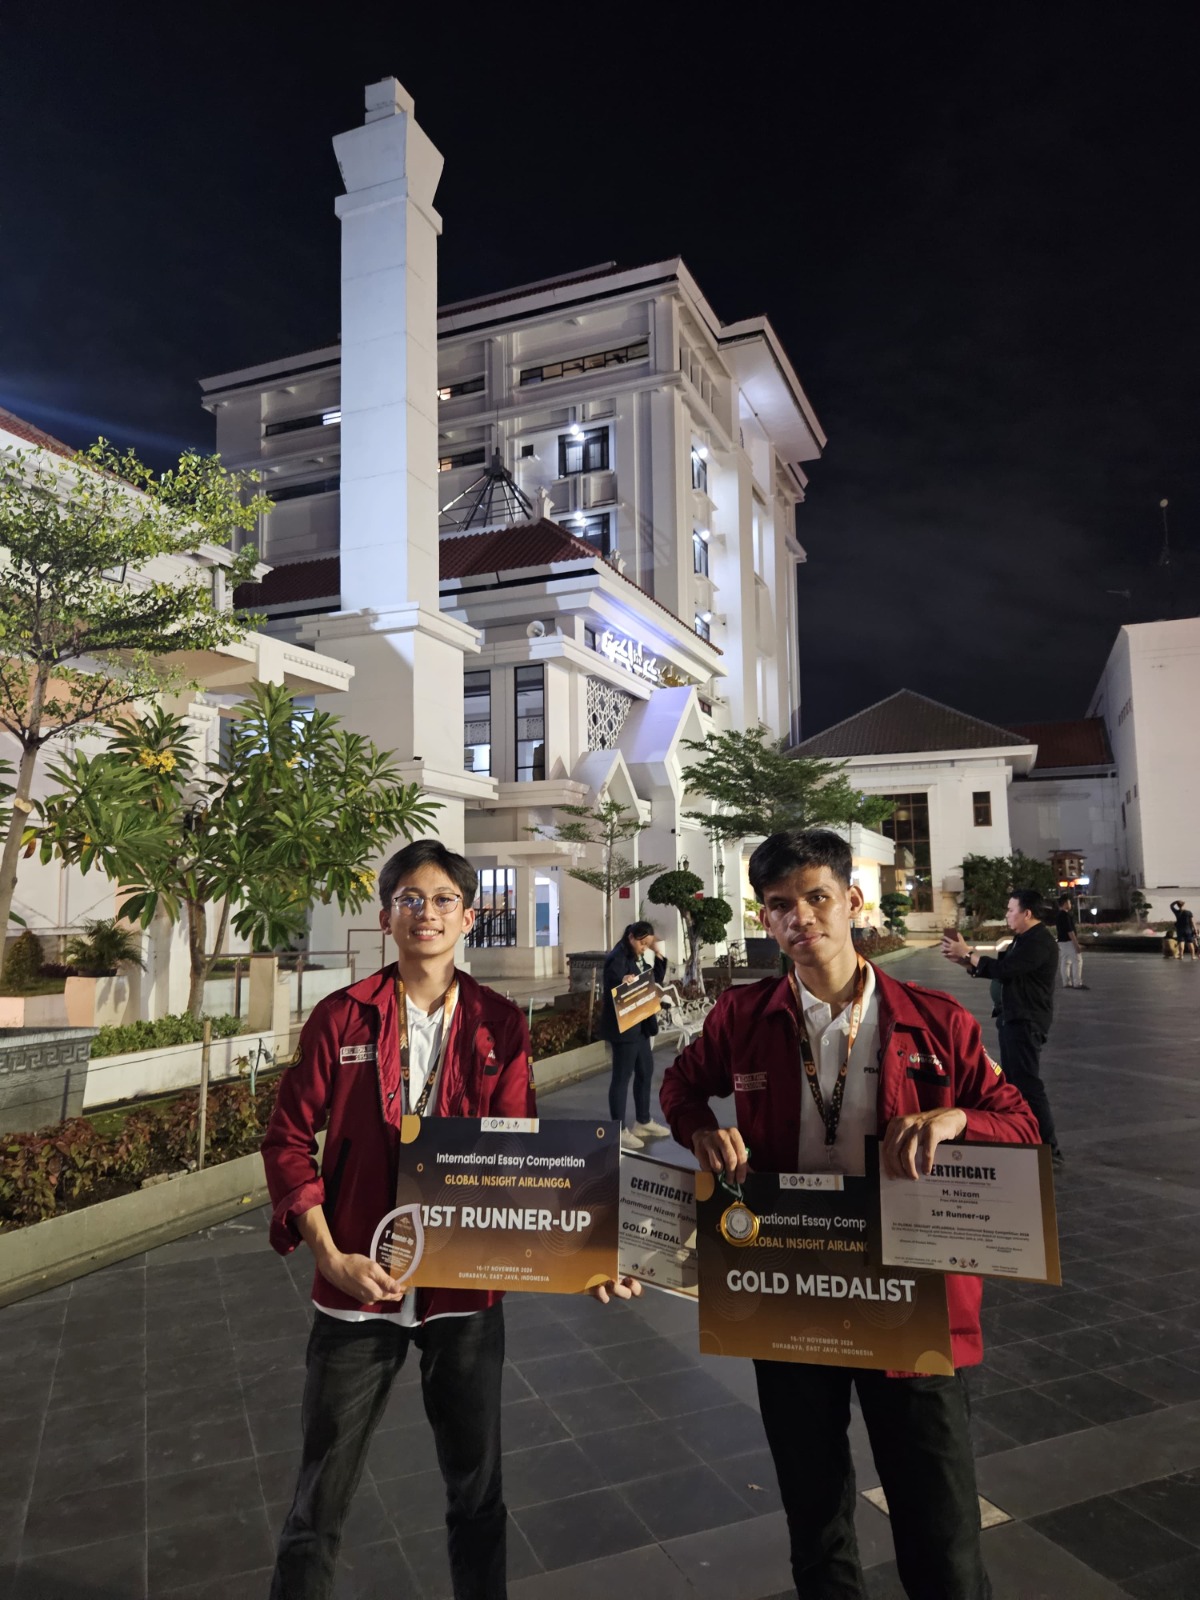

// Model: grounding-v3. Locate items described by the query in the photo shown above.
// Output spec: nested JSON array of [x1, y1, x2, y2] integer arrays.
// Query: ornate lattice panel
[[587, 676, 634, 750]]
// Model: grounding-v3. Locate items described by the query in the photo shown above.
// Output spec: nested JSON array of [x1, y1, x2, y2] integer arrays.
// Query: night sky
[[3, 6, 1197, 735]]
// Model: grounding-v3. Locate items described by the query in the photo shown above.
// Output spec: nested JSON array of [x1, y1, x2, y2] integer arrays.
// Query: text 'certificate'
[[875, 1140, 1060, 1285]]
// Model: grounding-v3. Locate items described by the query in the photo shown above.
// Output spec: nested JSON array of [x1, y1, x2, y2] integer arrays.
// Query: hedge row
[[90, 1012, 243, 1059], [0, 1076, 281, 1230]]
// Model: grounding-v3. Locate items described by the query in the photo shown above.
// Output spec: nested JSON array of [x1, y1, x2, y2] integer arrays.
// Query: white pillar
[[302, 77, 496, 915]]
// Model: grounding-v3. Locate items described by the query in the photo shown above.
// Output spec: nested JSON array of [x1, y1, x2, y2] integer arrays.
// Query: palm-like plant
[[64, 918, 146, 976]]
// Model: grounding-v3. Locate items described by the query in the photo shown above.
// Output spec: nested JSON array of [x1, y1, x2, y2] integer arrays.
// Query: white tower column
[[303, 79, 495, 956]]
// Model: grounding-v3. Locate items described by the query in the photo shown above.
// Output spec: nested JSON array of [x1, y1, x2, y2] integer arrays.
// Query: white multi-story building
[[200, 86, 828, 982], [1087, 618, 1200, 917]]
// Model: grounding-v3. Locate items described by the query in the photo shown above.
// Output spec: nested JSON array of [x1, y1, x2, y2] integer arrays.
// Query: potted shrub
[[63, 919, 144, 1029]]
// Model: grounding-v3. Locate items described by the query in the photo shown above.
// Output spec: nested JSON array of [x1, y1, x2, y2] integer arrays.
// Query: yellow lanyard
[[787, 958, 868, 1147], [395, 976, 458, 1117]]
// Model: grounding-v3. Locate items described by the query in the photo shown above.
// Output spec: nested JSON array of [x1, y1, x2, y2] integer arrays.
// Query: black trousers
[[270, 1305, 507, 1600], [607, 1030, 654, 1125], [996, 1018, 1058, 1149], [754, 1362, 991, 1600]]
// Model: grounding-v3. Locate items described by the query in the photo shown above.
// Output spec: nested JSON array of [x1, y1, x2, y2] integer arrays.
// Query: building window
[[463, 670, 491, 776], [263, 409, 341, 437], [558, 427, 609, 477], [520, 443, 535, 458], [438, 447, 487, 474], [268, 475, 340, 502], [468, 868, 517, 948], [690, 446, 709, 493], [570, 513, 612, 557], [972, 791, 992, 827], [520, 340, 649, 386], [515, 665, 546, 782], [880, 793, 933, 913], [584, 626, 597, 651], [692, 528, 710, 576], [694, 613, 711, 642], [437, 376, 485, 401]]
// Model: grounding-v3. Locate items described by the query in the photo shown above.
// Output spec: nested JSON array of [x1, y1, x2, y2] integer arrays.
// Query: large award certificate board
[[612, 976, 662, 1033], [618, 1153, 697, 1299], [696, 1171, 953, 1373], [375, 1117, 620, 1295], [873, 1138, 1061, 1284]]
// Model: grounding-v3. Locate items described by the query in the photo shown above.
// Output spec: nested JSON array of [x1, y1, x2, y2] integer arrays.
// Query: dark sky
[[3, 5, 1198, 735]]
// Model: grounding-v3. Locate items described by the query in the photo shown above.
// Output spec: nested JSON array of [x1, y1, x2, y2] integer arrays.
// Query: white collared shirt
[[794, 964, 880, 1176]]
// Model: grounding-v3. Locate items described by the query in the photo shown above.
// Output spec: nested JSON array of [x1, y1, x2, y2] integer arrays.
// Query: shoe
[[1051, 1147, 1066, 1166], [1077, 984, 1090, 990], [633, 1119, 671, 1140], [619, 1128, 646, 1152]]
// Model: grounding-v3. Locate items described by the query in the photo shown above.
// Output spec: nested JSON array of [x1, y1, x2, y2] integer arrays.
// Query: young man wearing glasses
[[262, 838, 635, 1599]]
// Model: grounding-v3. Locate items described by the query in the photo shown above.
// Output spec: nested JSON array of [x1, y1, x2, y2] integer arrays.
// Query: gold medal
[[719, 1200, 760, 1247]]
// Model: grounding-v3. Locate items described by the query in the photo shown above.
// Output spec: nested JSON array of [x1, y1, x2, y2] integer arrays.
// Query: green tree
[[30, 682, 440, 1015], [879, 891, 911, 938], [680, 726, 894, 887], [0, 440, 269, 963], [647, 867, 732, 992], [959, 852, 1058, 926], [530, 798, 662, 949]]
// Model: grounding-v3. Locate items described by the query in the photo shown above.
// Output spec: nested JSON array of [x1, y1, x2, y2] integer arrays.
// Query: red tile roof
[[0, 406, 76, 459], [1007, 718, 1113, 770], [235, 518, 722, 653]]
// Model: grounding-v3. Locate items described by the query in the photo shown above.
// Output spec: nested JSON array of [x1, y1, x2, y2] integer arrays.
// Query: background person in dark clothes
[[600, 920, 669, 1151], [1055, 893, 1086, 989], [1169, 899, 1198, 961], [942, 889, 1063, 1163]]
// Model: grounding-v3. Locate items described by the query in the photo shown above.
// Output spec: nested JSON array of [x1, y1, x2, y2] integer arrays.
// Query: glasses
[[390, 892, 463, 916]]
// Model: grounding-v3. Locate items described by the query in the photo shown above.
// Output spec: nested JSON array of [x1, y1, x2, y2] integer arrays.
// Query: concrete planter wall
[[0, 992, 69, 1029], [533, 1040, 608, 1091], [63, 973, 138, 1030], [202, 964, 352, 1021], [0, 1027, 98, 1134], [0, 1148, 271, 1308], [83, 1028, 278, 1111]]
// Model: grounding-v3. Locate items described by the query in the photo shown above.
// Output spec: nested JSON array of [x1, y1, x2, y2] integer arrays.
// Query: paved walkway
[[2, 950, 1200, 1598]]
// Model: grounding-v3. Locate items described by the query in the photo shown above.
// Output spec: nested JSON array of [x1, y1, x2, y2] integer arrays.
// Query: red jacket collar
[[758, 960, 934, 1032], [345, 962, 488, 1021]]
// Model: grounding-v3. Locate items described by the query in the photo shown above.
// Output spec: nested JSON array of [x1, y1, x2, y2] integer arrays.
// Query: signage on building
[[599, 629, 661, 684]]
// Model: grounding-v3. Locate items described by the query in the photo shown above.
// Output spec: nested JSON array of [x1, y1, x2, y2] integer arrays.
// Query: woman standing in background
[[600, 921, 670, 1151]]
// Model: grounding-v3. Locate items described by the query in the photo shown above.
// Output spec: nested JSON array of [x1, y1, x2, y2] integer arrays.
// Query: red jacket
[[261, 964, 535, 1320], [660, 963, 1040, 1369]]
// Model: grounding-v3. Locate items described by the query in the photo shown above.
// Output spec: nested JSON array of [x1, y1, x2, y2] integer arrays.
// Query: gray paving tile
[[673, 1401, 774, 1458], [507, 1541, 695, 1600], [573, 1417, 701, 1485], [984, 1338, 1088, 1385], [10, 1532, 147, 1600], [1031, 1372, 1164, 1426], [513, 1486, 652, 1571], [660, 1507, 795, 1599], [1028, 1493, 1195, 1582], [627, 1364, 736, 1419], [500, 1396, 570, 1452], [971, 1386, 1092, 1446], [972, 1518, 1131, 1598], [545, 1380, 656, 1436], [708, 1447, 784, 1516], [31, 1430, 144, 1500], [162, 1569, 275, 1600], [148, 1506, 276, 1594], [1103, 1356, 1200, 1406], [595, 1333, 699, 1383], [373, 1463, 447, 1535], [21, 1477, 146, 1558], [1105, 1314, 1200, 1359], [619, 1461, 755, 1540], [510, 1349, 618, 1397], [147, 1411, 255, 1475], [1114, 1467, 1200, 1546], [1120, 1551, 1200, 1600], [501, 1439, 604, 1509]]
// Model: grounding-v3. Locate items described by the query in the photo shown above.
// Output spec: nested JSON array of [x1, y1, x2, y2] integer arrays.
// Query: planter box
[[0, 1027, 98, 1134], [0, 1148, 272, 1308], [64, 973, 137, 1030], [534, 1040, 609, 1092], [84, 1028, 277, 1111], [0, 992, 69, 1029]]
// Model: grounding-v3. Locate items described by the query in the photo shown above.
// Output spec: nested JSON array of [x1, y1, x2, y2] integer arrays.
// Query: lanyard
[[788, 958, 868, 1147], [395, 976, 458, 1117]]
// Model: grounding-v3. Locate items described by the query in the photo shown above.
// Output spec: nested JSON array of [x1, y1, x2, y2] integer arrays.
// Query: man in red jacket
[[262, 839, 538, 1600], [661, 829, 1038, 1600]]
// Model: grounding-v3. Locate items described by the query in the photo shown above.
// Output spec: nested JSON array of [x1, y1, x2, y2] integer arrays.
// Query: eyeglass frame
[[389, 891, 465, 916]]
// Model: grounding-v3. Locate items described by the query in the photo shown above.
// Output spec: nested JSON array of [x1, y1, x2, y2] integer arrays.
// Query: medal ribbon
[[788, 958, 868, 1147], [395, 976, 458, 1117]]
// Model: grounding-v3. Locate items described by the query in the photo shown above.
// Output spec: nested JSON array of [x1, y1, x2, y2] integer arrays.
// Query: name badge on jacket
[[339, 1044, 377, 1065]]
